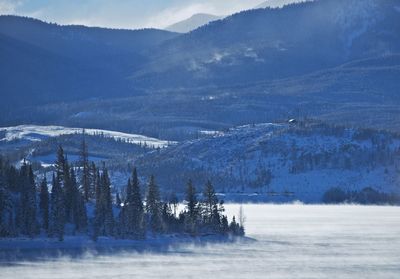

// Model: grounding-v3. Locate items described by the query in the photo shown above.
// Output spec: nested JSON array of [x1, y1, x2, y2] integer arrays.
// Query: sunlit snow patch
[[0, 125, 174, 148]]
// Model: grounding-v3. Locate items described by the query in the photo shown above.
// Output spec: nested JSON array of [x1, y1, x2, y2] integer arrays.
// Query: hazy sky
[[0, 0, 300, 29]]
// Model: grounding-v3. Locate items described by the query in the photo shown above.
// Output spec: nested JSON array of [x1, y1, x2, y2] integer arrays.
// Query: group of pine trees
[[0, 140, 244, 240]]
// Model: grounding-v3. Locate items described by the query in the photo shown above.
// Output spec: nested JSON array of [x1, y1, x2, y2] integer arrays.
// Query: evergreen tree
[[18, 164, 38, 237], [146, 175, 162, 234], [202, 180, 218, 223], [63, 161, 74, 223], [94, 166, 114, 237], [55, 145, 66, 182], [50, 174, 65, 241], [89, 162, 97, 200], [220, 215, 229, 235], [39, 176, 49, 232], [75, 190, 88, 232], [168, 191, 179, 217], [185, 180, 198, 234], [102, 168, 114, 236], [122, 168, 145, 239], [79, 132, 91, 202], [229, 216, 244, 236], [161, 202, 174, 233], [202, 180, 225, 233], [70, 167, 87, 232], [0, 171, 13, 237]]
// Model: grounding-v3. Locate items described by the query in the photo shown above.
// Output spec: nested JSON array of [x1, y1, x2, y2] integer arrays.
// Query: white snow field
[[1, 204, 399, 279], [0, 125, 174, 148]]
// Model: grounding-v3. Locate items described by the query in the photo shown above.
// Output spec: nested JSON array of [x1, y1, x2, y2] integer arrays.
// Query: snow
[[0, 125, 175, 148], [137, 122, 400, 202], [29, 154, 107, 167]]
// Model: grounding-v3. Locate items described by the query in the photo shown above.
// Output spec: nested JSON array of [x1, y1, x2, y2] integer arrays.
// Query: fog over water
[[1, 204, 400, 279]]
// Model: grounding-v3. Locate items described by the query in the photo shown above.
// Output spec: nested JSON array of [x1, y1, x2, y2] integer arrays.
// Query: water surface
[[1, 204, 399, 279]]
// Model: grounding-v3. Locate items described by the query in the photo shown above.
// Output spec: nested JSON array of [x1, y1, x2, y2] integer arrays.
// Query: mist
[[2, 204, 399, 279]]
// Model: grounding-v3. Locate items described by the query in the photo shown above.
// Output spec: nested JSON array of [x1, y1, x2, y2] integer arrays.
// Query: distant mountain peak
[[165, 13, 223, 33], [255, 0, 311, 9]]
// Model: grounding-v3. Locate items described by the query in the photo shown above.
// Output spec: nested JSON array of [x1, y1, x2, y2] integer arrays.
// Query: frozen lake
[[1, 204, 400, 279]]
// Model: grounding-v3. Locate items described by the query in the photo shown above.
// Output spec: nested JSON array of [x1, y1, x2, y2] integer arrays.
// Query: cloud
[[0, 0, 22, 14], [145, 3, 218, 29], [0, 0, 302, 29], [145, 0, 264, 29]]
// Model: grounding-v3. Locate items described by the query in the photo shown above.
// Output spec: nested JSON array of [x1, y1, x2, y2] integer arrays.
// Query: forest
[[0, 139, 244, 240]]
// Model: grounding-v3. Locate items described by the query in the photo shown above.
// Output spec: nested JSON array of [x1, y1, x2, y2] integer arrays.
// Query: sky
[[0, 0, 299, 29]]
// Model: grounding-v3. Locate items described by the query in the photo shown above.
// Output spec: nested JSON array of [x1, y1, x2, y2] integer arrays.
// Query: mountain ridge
[[166, 13, 223, 33]]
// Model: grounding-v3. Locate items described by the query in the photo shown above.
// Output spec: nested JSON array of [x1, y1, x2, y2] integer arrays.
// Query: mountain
[[0, 16, 179, 108], [132, 0, 400, 89], [166, 13, 223, 33], [255, 0, 306, 9], [7, 53, 397, 141], [135, 121, 400, 202], [1, 0, 400, 139]]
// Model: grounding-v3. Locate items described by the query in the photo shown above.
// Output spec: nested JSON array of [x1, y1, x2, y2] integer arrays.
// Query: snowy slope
[[136, 122, 400, 202], [0, 125, 174, 148]]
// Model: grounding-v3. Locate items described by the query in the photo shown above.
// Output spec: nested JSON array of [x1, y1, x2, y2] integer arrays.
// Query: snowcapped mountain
[[166, 13, 223, 33], [136, 122, 400, 202]]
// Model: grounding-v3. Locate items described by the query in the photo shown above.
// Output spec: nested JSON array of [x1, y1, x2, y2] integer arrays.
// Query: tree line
[[0, 139, 244, 240]]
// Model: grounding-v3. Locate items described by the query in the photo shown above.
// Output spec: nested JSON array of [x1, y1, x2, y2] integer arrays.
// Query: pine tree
[[102, 168, 114, 236], [39, 176, 49, 232], [168, 191, 179, 217], [89, 162, 97, 200], [146, 175, 162, 234], [122, 168, 145, 239], [220, 215, 229, 235], [0, 157, 16, 236], [202, 180, 218, 223], [0, 171, 13, 237], [50, 174, 65, 241], [161, 202, 174, 233], [229, 216, 244, 236], [185, 179, 198, 234], [94, 166, 114, 237], [18, 164, 38, 237], [55, 145, 66, 182], [75, 191, 88, 233], [70, 167, 87, 232], [202, 180, 224, 233], [63, 161, 74, 223], [79, 132, 91, 202]]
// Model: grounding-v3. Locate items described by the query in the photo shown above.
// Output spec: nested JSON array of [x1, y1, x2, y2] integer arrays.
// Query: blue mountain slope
[[132, 0, 400, 88], [1, 0, 400, 136], [0, 16, 179, 108]]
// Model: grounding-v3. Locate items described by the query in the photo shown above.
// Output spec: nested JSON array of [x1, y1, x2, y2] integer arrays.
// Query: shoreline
[[0, 235, 255, 261]]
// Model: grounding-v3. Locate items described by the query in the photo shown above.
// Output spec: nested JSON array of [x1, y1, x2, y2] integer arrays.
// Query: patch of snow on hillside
[[137, 122, 400, 202], [0, 125, 174, 148]]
